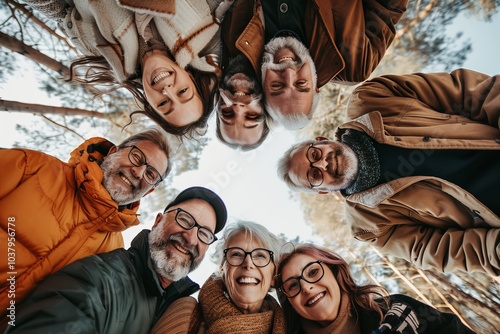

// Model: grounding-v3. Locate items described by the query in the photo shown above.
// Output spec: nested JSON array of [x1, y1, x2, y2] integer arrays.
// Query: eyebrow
[[221, 118, 234, 125], [244, 123, 260, 129], [270, 87, 311, 97]]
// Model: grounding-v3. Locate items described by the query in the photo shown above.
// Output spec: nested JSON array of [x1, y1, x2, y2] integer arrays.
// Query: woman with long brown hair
[[276, 244, 474, 334], [24, 0, 233, 138]]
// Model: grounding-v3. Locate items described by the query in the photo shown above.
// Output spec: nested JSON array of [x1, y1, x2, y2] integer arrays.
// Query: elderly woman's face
[[222, 232, 275, 314]]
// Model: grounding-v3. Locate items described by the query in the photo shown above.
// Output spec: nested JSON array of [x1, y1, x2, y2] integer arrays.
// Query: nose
[[162, 84, 173, 95], [312, 157, 328, 170], [301, 280, 313, 294], [131, 165, 148, 180], [182, 228, 199, 247], [241, 253, 254, 268], [281, 67, 296, 86], [232, 103, 247, 112]]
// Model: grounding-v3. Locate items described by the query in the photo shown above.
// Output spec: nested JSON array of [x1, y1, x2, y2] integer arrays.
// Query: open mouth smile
[[306, 292, 325, 306], [152, 70, 173, 86]]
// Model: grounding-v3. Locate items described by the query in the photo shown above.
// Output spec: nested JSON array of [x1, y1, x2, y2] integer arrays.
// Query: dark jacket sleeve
[[372, 294, 475, 334], [4, 257, 107, 334]]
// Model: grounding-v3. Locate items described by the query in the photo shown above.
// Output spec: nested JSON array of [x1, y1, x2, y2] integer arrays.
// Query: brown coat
[[340, 69, 500, 275], [220, 0, 407, 87]]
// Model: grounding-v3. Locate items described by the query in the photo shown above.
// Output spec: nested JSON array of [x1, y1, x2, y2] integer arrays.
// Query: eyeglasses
[[224, 247, 274, 268], [124, 145, 163, 186], [280, 260, 324, 298], [165, 208, 217, 245], [306, 143, 324, 188]]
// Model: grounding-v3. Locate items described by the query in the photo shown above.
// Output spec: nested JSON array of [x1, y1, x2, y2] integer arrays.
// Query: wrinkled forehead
[[288, 144, 310, 188]]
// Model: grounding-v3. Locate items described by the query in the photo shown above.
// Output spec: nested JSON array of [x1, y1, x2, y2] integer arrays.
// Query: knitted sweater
[[25, 0, 233, 81], [198, 275, 286, 334]]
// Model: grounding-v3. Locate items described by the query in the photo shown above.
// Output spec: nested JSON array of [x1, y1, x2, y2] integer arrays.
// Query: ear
[[152, 212, 163, 228], [143, 187, 156, 197], [315, 136, 329, 141], [104, 145, 119, 159]]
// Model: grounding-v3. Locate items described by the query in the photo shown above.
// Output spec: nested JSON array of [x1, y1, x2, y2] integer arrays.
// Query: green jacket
[[5, 230, 200, 334]]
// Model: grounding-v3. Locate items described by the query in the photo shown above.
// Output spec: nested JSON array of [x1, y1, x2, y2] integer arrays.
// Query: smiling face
[[218, 55, 265, 146], [218, 89, 265, 146], [221, 232, 275, 314], [142, 50, 203, 127], [101, 141, 168, 205], [262, 37, 317, 128], [288, 140, 359, 193], [149, 199, 216, 287], [281, 254, 341, 326]]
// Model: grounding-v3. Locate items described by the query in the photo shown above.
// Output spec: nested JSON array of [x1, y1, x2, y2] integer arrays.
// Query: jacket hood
[[68, 137, 141, 232]]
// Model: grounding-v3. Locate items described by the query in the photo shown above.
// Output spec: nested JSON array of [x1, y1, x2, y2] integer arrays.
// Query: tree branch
[[0, 99, 105, 118], [0, 31, 69, 76]]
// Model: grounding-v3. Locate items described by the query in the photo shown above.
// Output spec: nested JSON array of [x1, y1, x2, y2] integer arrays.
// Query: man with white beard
[[220, 0, 408, 131], [6, 187, 227, 334]]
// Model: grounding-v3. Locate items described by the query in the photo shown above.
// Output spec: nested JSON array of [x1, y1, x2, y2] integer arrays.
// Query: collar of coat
[[129, 230, 200, 298], [68, 137, 141, 231]]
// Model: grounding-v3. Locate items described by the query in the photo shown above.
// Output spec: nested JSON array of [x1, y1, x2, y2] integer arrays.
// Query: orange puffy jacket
[[0, 137, 140, 326]]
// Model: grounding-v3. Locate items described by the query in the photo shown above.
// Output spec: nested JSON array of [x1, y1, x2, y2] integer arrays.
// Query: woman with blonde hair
[[276, 244, 474, 334]]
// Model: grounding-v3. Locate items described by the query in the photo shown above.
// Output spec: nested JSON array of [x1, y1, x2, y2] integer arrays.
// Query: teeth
[[307, 292, 324, 306], [173, 242, 189, 255], [234, 91, 246, 96], [237, 277, 259, 284], [120, 175, 132, 187], [152, 71, 172, 85], [278, 57, 294, 63]]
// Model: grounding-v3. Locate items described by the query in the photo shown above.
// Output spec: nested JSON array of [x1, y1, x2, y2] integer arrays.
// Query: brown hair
[[276, 244, 389, 332], [68, 56, 218, 140]]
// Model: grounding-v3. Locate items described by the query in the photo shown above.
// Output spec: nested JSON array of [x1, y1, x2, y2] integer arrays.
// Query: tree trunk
[[0, 99, 106, 118]]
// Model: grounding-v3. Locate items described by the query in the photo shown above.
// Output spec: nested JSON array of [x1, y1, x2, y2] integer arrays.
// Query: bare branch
[[0, 31, 69, 76], [0, 99, 105, 118]]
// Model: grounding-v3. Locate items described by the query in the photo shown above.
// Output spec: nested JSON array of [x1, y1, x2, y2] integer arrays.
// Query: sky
[[1, 10, 499, 285]]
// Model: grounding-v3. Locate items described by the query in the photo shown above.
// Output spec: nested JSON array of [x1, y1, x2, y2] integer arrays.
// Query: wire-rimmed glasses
[[306, 143, 323, 188]]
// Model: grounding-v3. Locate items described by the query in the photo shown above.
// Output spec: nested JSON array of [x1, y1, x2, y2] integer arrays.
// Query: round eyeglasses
[[165, 208, 217, 245], [124, 145, 163, 186], [306, 143, 324, 188], [280, 260, 324, 298], [224, 247, 274, 268]]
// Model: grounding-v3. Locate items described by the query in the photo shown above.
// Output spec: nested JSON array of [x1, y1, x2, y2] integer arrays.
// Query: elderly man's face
[[149, 199, 216, 285], [262, 37, 316, 125], [218, 55, 265, 146], [101, 140, 168, 205], [288, 139, 359, 193]]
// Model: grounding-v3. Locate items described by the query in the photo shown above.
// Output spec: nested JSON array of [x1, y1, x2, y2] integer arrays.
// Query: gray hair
[[211, 220, 285, 277], [276, 139, 317, 193], [261, 36, 320, 130], [117, 128, 172, 178], [264, 91, 321, 130]]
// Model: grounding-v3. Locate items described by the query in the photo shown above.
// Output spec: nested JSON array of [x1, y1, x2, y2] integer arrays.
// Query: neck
[[158, 274, 173, 289]]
